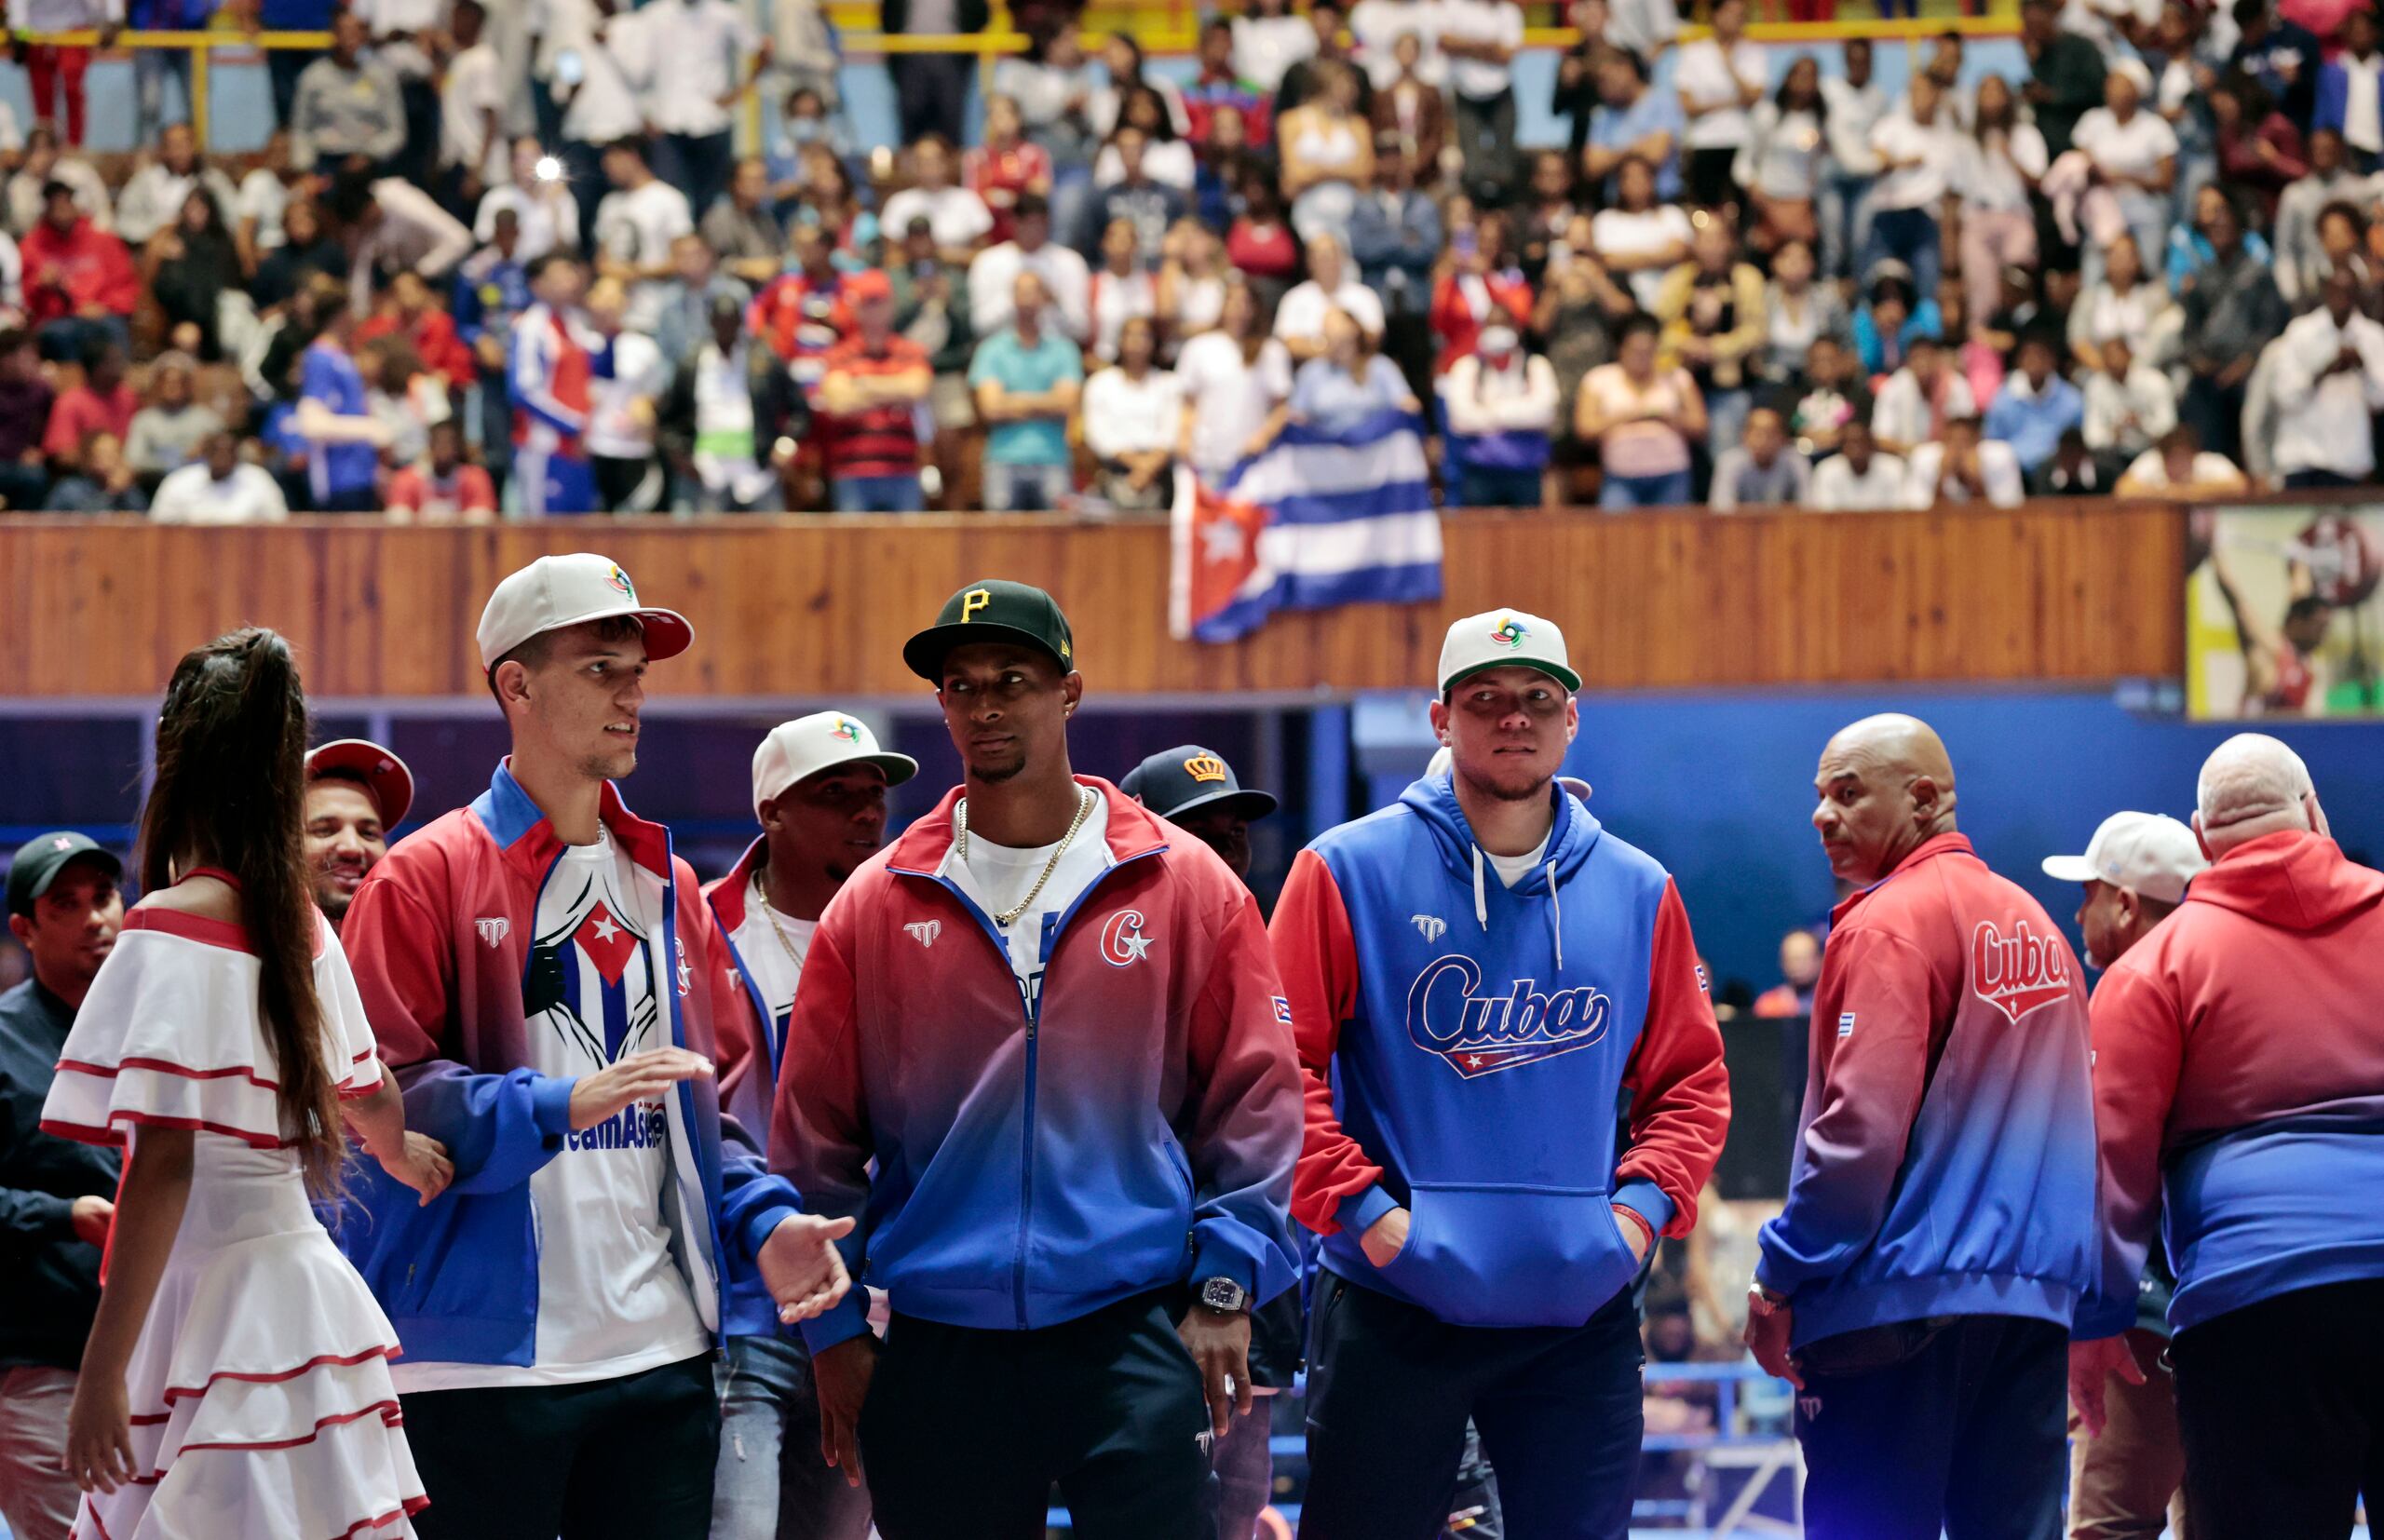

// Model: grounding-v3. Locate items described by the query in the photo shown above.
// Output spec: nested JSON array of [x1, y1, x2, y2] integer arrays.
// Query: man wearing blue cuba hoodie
[[1272, 607, 1731, 1540]]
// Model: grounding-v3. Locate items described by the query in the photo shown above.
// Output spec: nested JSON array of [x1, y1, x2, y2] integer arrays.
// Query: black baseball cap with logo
[[904, 579, 1077, 682], [1121, 745, 1279, 823], [7, 831, 123, 919]]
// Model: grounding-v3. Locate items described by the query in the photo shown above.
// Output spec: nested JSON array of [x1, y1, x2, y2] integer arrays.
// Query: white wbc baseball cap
[[1437, 607, 1582, 695], [752, 712, 919, 818], [477, 554, 694, 673], [2040, 812, 2207, 905]]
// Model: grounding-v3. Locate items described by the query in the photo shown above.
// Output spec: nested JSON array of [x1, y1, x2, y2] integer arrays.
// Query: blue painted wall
[[1361, 687, 2384, 996]]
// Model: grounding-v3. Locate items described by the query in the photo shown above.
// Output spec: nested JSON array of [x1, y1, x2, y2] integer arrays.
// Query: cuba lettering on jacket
[[1755, 833, 2100, 1348], [337, 761, 802, 1366], [1271, 775, 1730, 1331], [770, 778, 1303, 1354]]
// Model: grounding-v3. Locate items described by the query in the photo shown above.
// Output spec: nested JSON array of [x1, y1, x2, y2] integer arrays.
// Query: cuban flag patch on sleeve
[[1837, 1012, 1858, 1038], [1274, 996, 1294, 1026]]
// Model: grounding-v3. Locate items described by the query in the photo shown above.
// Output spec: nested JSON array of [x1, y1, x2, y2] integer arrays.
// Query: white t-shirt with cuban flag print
[[393, 829, 709, 1392]]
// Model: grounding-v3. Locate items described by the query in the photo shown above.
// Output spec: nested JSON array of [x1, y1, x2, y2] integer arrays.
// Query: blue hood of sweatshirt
[[1307, 773, 1676, 1328]]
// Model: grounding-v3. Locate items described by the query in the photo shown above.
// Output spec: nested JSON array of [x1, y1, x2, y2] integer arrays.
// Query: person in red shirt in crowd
[[19, 180, 138, 363], [1752, 927, 1823, 1019], [750, 223, 854, 396], [816, 271, 932, 513], [42, 338, 136, 475], [357, 269, 476, 395], [1184, 17, 1273, 145], [386, 418, 497, 520], [1226, 175, 1302, 289], [964, 94, 1054, 248], [1430, 210, 1534, 373]]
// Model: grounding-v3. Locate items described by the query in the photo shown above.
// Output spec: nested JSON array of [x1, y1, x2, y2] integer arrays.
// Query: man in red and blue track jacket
[[337, 553, 850, 1540], [2071, 734, 2384, 1537], [1745, 713, 2098, 1540], [1274, 606, 1730, 1540], [771, 579, 1301, 1540], [509, 253, 606, 516]]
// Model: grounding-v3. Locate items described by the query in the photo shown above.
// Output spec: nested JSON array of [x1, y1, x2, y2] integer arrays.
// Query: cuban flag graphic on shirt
[[525, 873, 659, 1073]]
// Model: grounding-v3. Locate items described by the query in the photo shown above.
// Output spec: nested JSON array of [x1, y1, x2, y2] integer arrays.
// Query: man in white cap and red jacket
[[1273, 606, 1731, 1540], [2072, 734, 2384, 1536], [337, 553, 854, 1540], [703, 710, 916, 1540], [774, 578, 1302, 1540], [2039, 810, 2204, 1540]]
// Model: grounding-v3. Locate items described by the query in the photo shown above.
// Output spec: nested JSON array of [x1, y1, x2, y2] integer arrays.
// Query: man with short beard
[[1277, 608, 1729, 1540], [2039, 811, 2204, 1539], [303, 738, 414, 932], [703, 711, 918, 1540], [0, 833, 124, 1540], [1745, 713, 2097, 1539], [776, 579, 1301, 1540], [337, 553, 854, 1540]]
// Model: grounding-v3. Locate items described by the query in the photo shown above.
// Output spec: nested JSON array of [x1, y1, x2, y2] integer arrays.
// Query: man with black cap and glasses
[[0, 832, 124, 1540], [776, 579, 1303, 1540], [1119, 744, 1294, 1539], [703, 710, 917, 1540], [304, 738, 414, 934]]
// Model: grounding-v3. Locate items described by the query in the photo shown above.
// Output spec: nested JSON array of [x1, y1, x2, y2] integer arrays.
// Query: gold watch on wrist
[[1746, 1279, 1789, 1317]]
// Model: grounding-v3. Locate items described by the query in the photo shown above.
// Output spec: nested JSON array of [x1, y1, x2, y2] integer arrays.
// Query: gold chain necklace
[[752, 870, 808, 980], [955, 786, 1095, 928]]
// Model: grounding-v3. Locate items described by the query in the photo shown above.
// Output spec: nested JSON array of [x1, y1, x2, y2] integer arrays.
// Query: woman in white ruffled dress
[[43, 627, 454, 1540]]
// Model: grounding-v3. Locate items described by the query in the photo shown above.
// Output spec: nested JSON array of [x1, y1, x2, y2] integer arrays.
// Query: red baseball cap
[[846, 268, 893, 304], [305, 739, 415, 829]]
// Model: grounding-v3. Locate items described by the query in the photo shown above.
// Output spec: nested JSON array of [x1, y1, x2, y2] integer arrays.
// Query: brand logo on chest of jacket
[[1100, 908, 1155, 966], [475, 916, 510, 948], [1971, 919, 2072, 1024], [1406, 954, 1611, 1078], [904, 920, 941, 950]]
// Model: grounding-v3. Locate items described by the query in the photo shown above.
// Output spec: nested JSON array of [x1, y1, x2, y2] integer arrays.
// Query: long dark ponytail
[[138, 628, 345, 1196]]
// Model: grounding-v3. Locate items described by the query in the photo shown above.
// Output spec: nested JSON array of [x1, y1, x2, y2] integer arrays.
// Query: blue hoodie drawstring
[[1545, 858, 1564, 972]]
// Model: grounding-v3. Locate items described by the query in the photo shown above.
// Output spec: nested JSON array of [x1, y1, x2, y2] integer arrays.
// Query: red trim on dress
[[339, 1497, 432, 1537], [161, 1397, 404, 1456], [154, 1345, 400, 1408], [39, 1114, 295, 1152], [57, 1046, 375, 1094], [121, 908, 253, 952]]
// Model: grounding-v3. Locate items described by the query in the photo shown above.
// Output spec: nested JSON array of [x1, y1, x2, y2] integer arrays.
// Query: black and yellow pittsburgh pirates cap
[[902, 579, 1077, 683]]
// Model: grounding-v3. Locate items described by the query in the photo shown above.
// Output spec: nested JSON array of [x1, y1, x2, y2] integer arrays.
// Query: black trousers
[[400, 1354, 719, 1540], [1301, 1271, 1644, 1540], [1795, 1314, 2066, 1540], [858, 1290, 1213, 1540], [889, 54, 974, 149], [2173, 1277, 2384, 1539]]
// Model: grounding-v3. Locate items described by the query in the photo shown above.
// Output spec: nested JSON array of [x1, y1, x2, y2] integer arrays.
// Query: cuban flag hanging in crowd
[[1170, 409, 1443, 643]]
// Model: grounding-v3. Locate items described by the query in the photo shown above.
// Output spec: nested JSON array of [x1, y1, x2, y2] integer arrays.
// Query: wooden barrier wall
[[0, 504, 2185, 700]]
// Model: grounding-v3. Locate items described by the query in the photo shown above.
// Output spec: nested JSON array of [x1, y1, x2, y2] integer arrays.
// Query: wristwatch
[[1746, 1279, 1790, 1317], [1197, 1277, 1251, 1314]]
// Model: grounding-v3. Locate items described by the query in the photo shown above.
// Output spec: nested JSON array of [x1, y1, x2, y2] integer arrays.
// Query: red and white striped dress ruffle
[[41, 904, 427, 1540]]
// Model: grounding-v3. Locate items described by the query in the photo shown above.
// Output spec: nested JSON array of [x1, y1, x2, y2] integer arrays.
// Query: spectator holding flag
[[1441, 308, 1556, 507]]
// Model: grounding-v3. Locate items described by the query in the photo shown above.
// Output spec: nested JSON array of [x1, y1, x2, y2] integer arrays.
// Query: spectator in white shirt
[[592, 139, 696, 337], [1804, 419, 1909, 509], [1709, 405, 1813, 508], [2114, 424, 2251, 496], [1274, 230, 1387, 359], [1872, 332, 1976, 456], [2319, 7, 2384, 169], [114, 123, 240, 248], [968, 191, 1093, 341], [1589, 156, 1695, 314], [1442, 314, 1558, 507], [882, 135, 997, 266], [2269, 266, 2384, 485], [2068, 59, 2179, 286], [1819, 36, 1888, 282], [1864, 74, 1956, 301], [1233, 0, 1317, 93], [582, 275, 669, 510], [1903, 413, 2025, 507], [438, 0, 508, 219], [150, 431, 291, 522], [1954, 75, 2048, 330], [628, 0, 769, 220], [546, 0, 649, 232], [1438, 0, 1524, 201], [330, 170, 475, 318], [235, 131, 299, 263], [1674, 0, 1767, 213], [1082, 316, 1184, 510], [1175, 280, 1294, 480], [2080, 333, 2177, 459], [1350, 0, 1443, 91], [476, 139, 583, 264]]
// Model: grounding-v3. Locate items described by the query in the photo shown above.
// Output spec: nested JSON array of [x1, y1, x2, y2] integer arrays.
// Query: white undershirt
[[395, 830, 708, 1393], [731, 872, 818, 1034], [941, 793, 1112, 1009], [1484, 831, 1551, 889]]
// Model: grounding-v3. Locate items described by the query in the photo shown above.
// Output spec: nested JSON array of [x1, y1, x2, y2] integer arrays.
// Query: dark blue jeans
[[711, 1334, 874, 1540], [1795, 1314, 2066, 1540], [1302, 1272, 1644, 1540], [1456, 466, 1544, 509]]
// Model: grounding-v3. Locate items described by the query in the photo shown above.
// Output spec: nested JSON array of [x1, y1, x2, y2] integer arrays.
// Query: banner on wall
[[2187, 507, 2384, 720], [1169, 409, 1442, 643]]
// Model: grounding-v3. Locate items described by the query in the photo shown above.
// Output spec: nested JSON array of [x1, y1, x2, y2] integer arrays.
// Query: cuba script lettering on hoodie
[[1971, 919, 2073, 1025], [1408, 953, 1613, 1078]]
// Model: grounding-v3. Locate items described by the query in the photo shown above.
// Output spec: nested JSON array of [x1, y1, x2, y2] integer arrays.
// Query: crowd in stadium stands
[[3, 0, 2384, 513]]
